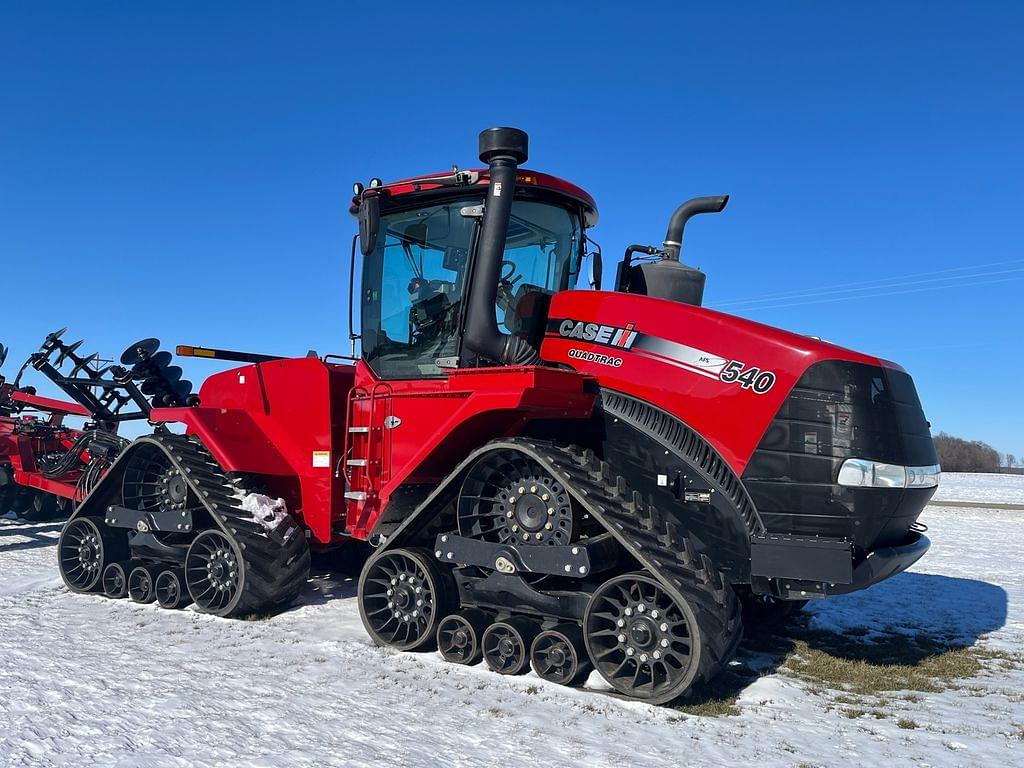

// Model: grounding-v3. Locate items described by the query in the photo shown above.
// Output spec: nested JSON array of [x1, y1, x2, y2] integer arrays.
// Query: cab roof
[[359, 169, 599, 227]]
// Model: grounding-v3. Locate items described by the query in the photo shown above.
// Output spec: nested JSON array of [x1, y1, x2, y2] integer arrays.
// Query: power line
[[711, 266, 1024, 310], [709, 257, 1024, 309], [726, 274, 1024, 313]]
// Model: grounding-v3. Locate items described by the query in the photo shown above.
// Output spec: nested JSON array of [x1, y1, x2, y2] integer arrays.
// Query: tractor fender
[[593, 389, 764, 581], [150, 406, 292, 476]]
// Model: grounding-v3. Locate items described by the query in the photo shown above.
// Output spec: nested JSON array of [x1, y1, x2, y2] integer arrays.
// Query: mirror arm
[[348, 234, 360, 358]]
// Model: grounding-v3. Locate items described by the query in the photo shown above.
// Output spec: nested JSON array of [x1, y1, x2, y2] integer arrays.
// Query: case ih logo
[[557, 319, 638, 349]]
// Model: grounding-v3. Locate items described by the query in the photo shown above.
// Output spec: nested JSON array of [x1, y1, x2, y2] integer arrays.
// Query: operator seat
[[501, 283, 552, 351], [408, 278, 454, 339]]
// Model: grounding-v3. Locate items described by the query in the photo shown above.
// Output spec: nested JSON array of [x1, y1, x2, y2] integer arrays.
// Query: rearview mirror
[[0, 343, 7, 369], [358, 194, 381, 256], [588, 248, 603, 290]]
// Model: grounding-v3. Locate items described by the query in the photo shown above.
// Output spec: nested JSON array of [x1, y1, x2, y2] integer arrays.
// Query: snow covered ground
[[1, 501, 1022, 766], [933, 472, 1024, 505]]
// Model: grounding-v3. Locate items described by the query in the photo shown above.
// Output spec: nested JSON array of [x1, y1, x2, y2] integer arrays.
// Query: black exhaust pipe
[[461, 127, 539, 365], [662, 195, 729, 260]]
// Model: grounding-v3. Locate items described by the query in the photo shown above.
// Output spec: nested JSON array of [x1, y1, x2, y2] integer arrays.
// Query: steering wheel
[[500, 259, 521, 284], [493, 260, 519, 314]]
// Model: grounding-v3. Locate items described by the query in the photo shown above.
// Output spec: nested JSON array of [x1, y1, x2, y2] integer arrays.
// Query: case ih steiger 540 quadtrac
[[1, 331, 129, 521], [57, 128, 939, 704]]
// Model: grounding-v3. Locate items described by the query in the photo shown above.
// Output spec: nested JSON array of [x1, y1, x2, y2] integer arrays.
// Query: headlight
[[837, 459, 940, 489], [906, 464, 942, 488]]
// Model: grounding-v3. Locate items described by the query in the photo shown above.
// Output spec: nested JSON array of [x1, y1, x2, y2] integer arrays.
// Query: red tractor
[[1, 332, 129, 521], [57, 128, 939, 704]]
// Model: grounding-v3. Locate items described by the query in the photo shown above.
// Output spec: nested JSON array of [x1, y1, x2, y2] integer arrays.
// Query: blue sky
[[1, 2, 1021, 456]]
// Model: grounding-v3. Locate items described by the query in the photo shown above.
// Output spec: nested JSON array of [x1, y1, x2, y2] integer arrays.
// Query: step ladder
[[340, 383, 392, 525]]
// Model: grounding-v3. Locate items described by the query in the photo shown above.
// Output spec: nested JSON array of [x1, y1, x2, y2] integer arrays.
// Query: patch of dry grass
[[782, 635, 983, 695], [751, 614, 1021, 698]]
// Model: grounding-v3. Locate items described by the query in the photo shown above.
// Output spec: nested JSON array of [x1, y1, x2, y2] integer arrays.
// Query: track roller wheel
[[530, 624, 592, 686], [155, 569, 192, 610], [585, 572, 711, 704], [358, 547, 455, 651], [185, 530, 244, 615], [101, 562, 130, 598], [482, 617, 539, 675], [128, 565, 158, 603], [58, 517, 125, 592], [437, 610, 490, 665]]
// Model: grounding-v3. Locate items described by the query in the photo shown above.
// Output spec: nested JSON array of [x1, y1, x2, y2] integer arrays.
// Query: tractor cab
[[351, 134, 598, 380]]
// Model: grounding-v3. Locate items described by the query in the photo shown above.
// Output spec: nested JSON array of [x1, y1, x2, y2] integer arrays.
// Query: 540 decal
[[719, 360, 776, 394]]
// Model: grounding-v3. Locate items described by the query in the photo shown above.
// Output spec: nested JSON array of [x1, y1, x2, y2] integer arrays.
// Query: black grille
[[742, 361, 937, 550]]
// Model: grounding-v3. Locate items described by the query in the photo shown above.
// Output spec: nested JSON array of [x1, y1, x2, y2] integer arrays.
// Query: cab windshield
[[361, 197, 581, 379]]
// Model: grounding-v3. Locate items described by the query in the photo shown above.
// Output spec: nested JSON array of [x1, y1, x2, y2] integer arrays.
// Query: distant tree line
[[932, 432, 1015, 472]]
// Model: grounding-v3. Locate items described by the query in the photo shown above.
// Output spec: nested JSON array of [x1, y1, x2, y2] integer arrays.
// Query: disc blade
[[120, 338, 161, 365], [140, 378, 164, 396], [150, 351, 172, 370], [130, 361, 148, 380]]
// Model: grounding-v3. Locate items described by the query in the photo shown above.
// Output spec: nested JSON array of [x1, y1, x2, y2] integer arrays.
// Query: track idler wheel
[[482, 617, 539, 675], [128, 565, 159, 603], [530, 624, 592, 686], [358, 547, 455, 652], [584, 572, 704, 704], [121, 443, 190, 516], [155, 569, 192, 610], [101, 562, 130, 598], [436, 610, 490, 665], [58, 517, 126, 593], [185, 529, 244, 615]]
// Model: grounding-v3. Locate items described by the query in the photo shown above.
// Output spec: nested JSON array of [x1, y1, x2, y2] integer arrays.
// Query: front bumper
[[750, 529, 930, 599], [828, 531, 930, 595]]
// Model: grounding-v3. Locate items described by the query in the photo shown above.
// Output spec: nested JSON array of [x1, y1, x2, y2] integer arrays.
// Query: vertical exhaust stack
[[462, 127, 540, 365], [662, 195, 729, 261]]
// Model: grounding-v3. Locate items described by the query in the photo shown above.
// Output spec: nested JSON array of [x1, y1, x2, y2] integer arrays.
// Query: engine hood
[[540, 290, 911, 474]]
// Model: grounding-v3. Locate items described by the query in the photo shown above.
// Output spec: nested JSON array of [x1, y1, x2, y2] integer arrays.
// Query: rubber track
[[77, 433, 310, 616], [507, 438, 743, 686], [378, 437, 743, 688]]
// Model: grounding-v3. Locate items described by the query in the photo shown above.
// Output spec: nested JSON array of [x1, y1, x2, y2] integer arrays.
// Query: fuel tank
[[540, 290, 938, 554]]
